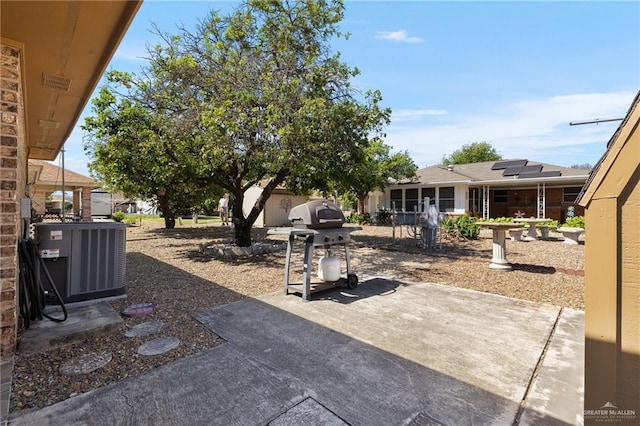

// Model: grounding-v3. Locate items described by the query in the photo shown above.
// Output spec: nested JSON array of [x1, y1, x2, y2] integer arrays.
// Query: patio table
[[514, 218, 553, 240], [476, 222, 525, 270]]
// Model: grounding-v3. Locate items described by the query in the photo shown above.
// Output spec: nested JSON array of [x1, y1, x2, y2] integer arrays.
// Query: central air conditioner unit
[[36, 222, 126, 303]]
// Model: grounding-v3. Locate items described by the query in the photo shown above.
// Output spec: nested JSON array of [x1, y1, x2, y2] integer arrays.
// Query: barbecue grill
[[269, 200, 361, 300]]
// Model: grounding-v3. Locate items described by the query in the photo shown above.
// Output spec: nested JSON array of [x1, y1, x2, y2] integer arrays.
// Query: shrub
[[440, 216, 456, 235], [124, 216, 138, 225], [374, 210, 392, 225], [487, 216, 514, 223], [455, 215, 480, 239], [347, 212, 372, 225], [564, 215, 585, 229], [441, 214, 479, 240], [111, 211, 125, 222]]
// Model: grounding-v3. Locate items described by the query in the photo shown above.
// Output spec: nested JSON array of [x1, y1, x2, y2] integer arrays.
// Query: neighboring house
[[578, 90, 639, 419], [28, 160, 99, 220], [91, 190, 131, 217], [367, 160, 590, 222], [243, 183, 309, 227], [1, 2, 141, 422]]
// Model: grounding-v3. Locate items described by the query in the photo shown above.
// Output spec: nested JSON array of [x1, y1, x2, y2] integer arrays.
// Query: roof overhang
[[471, 175, 590, 187], [1, 0, 142, 160], [27, 163, 43, 185], [393, 180, 469, 186], [390, 175, 589, 188]]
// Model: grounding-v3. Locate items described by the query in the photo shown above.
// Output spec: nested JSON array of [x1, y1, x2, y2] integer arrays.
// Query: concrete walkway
[[9, 278, 584, 425]]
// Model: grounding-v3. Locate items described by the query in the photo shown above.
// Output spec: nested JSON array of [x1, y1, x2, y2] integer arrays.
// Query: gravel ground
[[9, 221, 584, 415]]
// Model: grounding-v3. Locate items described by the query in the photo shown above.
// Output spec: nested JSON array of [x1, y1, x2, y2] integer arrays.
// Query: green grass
[[123, 214, 222, 226]]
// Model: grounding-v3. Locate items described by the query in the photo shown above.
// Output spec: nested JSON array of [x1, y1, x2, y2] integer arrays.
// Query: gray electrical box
[[36, 222, 126, 303], [20, 198, 32, 218]]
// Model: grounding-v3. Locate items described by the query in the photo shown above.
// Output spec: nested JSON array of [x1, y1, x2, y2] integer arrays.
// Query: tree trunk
[[157, 194, 176, 229], [357, 194, 367, 214], [228, 168, 289, 247], [234, 219, 252, 247], [164, 216, 176, 229]]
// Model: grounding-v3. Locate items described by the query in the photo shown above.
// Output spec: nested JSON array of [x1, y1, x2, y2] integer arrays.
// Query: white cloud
[[384, 91, 635, 168], [392, 109, 447, 122], [375, 30, 424, 44], [113, 41, 150, 62]]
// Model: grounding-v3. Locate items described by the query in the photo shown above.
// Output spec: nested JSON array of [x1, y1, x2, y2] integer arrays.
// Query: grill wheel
[[346, 273, 358, 289]]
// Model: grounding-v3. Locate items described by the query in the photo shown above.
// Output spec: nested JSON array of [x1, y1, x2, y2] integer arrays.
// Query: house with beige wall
[[367, 160, 589, 222], [578, 90, 639, 424], [0, 2, 141, 422], [27, 160, 99, 220]]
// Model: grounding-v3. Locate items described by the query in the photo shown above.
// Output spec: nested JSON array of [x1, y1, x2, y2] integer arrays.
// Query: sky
[[58, 0, 640, 177]]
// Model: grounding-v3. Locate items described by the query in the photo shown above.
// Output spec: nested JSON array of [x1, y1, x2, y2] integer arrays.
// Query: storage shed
[[243, 184, 308, 228], [578, 90, 639, 422]]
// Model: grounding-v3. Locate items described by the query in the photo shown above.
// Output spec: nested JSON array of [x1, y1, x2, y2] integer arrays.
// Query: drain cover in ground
[[137, 337, 180, 356], [125, 320, 163, 338], [59, 351, 113, 375]]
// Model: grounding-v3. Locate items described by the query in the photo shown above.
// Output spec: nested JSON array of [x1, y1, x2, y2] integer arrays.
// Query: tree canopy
[[441, 141, 502, 165], [82, 79, 220, 228], [82, 0, 391, 245], [333, 140, 416, 213], [569, 163, 593, 170]]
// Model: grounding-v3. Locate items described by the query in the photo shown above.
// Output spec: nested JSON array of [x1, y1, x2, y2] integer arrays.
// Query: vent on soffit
[[38, 119, 60, 129], [42, 73, 72, 91]]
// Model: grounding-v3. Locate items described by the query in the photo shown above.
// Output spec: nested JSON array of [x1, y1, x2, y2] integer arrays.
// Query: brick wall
[[1, 42, 26, 361], [81, 188, 92, 220]]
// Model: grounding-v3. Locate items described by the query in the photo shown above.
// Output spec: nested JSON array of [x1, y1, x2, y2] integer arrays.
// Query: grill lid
[[288, 200, 345, 229]]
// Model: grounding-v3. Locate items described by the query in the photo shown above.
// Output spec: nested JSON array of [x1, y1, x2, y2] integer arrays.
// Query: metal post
[[537, 182, 546, 218], [482, 185, 490, 220], [413, 205, 418, 244], [391, 201, 396, 244], [61, 147, 65, 222], [284, 234, 295, 294], [301, 235, 314, 301]]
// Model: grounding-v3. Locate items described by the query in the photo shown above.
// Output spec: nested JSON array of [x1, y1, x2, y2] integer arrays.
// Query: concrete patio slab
[[255, 277, 560, 403], [519, 308, 585, 425], [11, 344, 307, 426], [9, 278, 583, 425]]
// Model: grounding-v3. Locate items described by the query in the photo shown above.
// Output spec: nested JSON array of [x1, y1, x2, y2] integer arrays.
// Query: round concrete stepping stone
[[59, 351, 113, 375], [137, 337, 180, 356], [125, 320, 163, 338]]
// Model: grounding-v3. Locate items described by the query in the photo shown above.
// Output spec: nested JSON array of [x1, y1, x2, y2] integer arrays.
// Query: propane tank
[[318, 256, 340, 282]]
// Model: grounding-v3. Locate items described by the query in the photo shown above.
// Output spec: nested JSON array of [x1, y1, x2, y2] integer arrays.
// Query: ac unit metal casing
[[36, 222, 126, 303]]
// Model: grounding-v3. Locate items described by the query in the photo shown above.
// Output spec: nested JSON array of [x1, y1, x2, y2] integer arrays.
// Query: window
[[563, 186, 582, 203], [439, 186, 455, 212], [422, 188, 436, 204], [493, 190, 508, 203], [405, 189, 419, 212], [390, 189, 402, 211]]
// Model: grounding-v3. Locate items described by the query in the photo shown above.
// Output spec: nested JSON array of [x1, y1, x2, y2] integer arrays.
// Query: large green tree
[[189, 1, 390, 247], [84, 0, 389, 245], [335, 140, 416, 213], [441, 141, 502, 165], [82, 74, 220, 229]]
